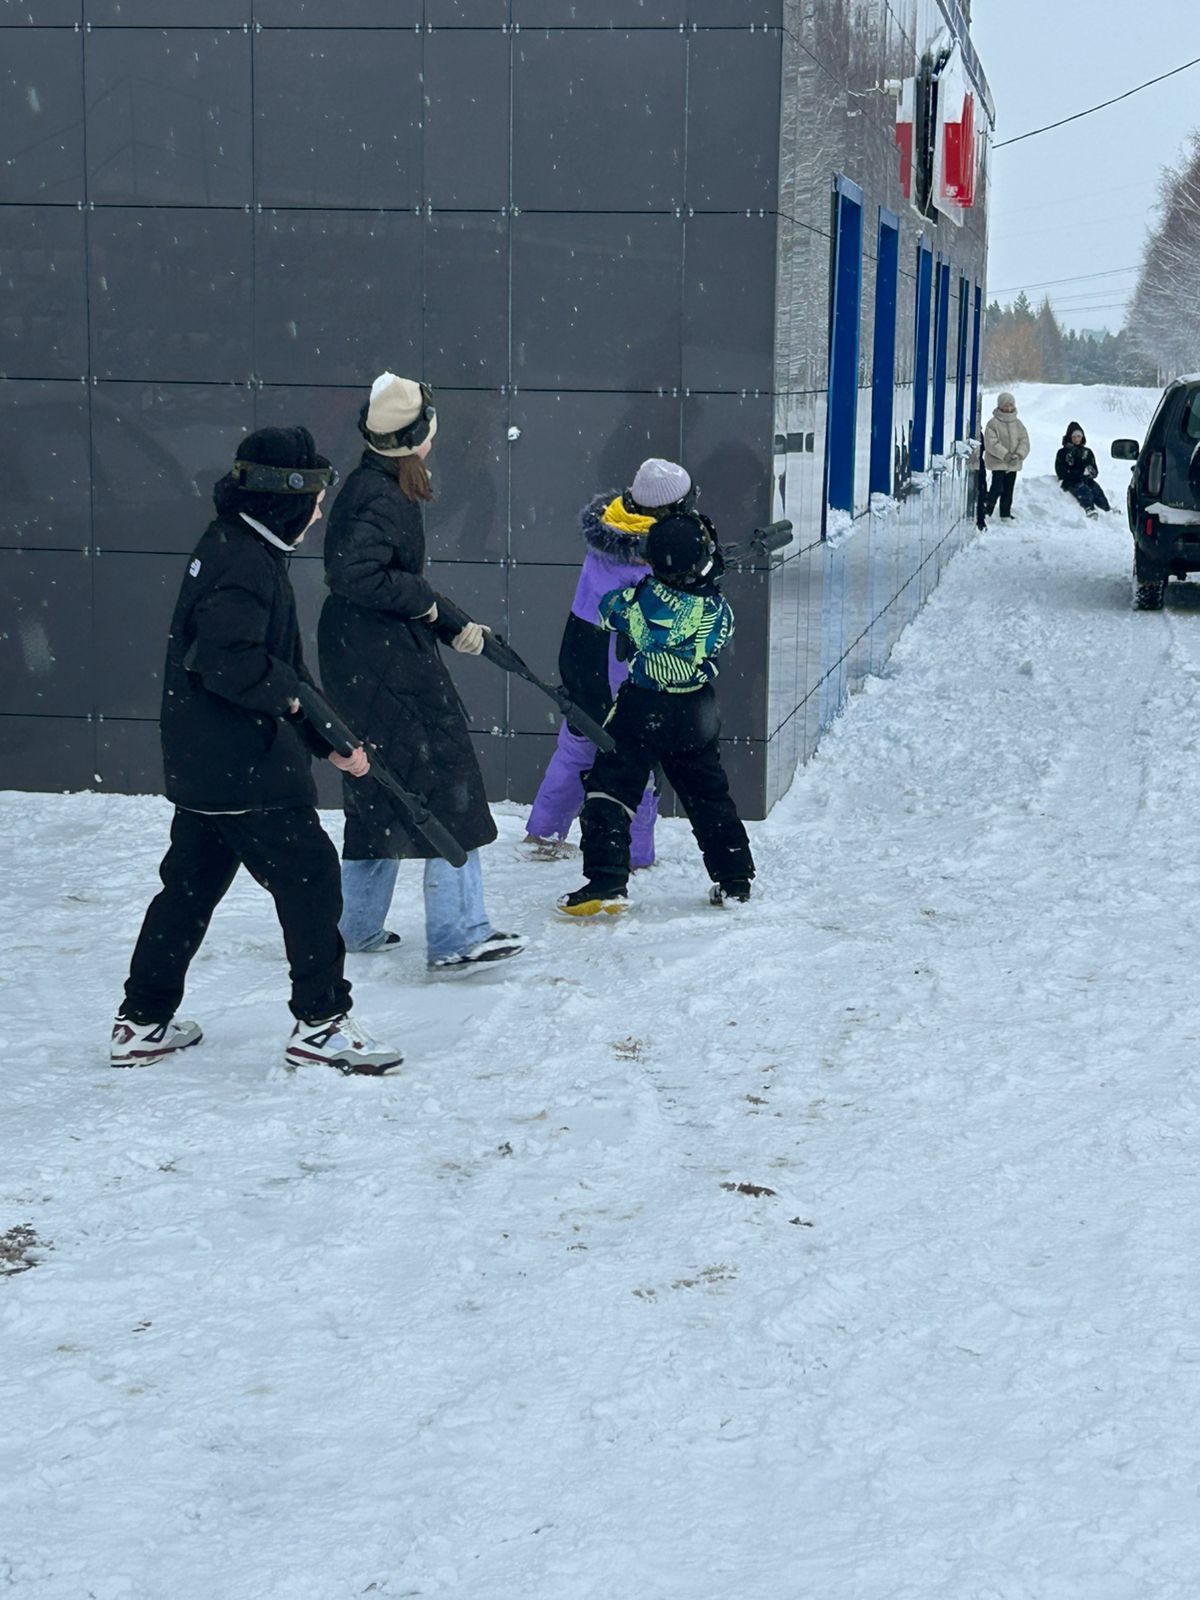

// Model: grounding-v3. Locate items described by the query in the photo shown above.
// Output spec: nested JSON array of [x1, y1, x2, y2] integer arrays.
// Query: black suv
[[1112, 377, 1200, 609]]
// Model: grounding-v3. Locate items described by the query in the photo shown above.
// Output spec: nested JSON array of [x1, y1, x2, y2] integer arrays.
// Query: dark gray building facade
[[1, 0, 991, 817]]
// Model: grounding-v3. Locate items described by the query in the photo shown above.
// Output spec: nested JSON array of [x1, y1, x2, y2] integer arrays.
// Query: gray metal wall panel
[[0, 3, 991, 818]]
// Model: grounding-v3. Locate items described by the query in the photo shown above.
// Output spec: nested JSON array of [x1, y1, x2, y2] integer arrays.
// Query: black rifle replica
[[436, 596, 616, 753], [721, 518, 793, 565], [295, 682, 469, 869]]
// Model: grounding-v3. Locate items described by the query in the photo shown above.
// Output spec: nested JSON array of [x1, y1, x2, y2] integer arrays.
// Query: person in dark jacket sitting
[[112, 427, 404, 1077], [558, 511, 756, 917], [1055, 422, 1111, 518], [318, 373, 522, 974]]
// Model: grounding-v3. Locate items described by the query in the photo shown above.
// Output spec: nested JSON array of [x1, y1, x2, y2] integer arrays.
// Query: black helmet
[[646, 512, 719, 588]]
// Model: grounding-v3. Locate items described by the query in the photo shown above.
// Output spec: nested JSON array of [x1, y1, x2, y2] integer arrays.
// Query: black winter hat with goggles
[[213, 426, 338, 546]]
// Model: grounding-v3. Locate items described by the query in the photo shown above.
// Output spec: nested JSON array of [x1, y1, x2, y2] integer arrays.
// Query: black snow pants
[[1066, 478, 1111, 514], [580, 683, 754, 892], [984, 470, 1017, 518], [123, 806, 351, 1026]]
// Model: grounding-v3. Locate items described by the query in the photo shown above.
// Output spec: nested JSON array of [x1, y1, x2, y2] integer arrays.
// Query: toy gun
[[295, 682, 469, 868], [436, 596, 616, 753], [720, 519, 794, 565]]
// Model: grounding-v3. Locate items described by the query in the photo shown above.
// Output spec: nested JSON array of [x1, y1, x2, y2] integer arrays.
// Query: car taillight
[[1145, 515, 1157, 539]]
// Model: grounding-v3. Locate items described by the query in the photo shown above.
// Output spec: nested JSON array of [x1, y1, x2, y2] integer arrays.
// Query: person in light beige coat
[[982, 392, 1031, 520]]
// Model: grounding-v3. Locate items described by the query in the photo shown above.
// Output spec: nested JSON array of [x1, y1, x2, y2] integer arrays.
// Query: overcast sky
[[970, 0, 1199, 332]]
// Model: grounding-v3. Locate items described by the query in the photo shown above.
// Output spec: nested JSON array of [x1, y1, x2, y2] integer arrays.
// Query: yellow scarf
[[602, 496, 655, 537]]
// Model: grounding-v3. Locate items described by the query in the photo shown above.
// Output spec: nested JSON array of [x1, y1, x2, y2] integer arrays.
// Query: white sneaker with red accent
[[284, 1013, 403, 1076], [110, 1014, 203, 1068]]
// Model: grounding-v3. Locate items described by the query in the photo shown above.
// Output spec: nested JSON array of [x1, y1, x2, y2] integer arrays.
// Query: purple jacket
[[570, 493, 650, 623]]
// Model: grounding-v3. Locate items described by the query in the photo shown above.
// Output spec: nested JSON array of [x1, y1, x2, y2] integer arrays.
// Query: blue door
[[931, 258, 951, 458], [911, 241, 933, 473], [869, 209, 900, 498], [954, 275, 970, 443], [826, 175, 864, 517]]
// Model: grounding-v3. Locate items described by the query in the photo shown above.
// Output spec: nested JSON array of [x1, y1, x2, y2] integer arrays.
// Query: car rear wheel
[[1133, 576, 1166, 610]]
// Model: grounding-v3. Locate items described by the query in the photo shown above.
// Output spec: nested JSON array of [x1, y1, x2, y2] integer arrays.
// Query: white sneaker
[[111, 1014, 203, 1068], [284, 1013, 403, 1076], [428, 932, 525, 974]]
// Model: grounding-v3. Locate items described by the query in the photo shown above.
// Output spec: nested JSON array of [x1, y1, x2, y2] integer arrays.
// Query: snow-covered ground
[[7, 385, 1200, 1600], [993, 380, 1158, 471]]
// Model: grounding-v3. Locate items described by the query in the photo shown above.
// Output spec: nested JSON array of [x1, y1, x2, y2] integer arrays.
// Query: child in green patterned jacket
[[557, 512, 756, 917]]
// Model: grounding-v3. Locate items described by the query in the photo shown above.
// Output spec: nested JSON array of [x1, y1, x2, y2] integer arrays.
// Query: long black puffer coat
[[317, 452, 496, 860]]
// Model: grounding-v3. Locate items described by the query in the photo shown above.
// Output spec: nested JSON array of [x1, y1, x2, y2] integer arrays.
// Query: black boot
[[557, 881, 629, 918]]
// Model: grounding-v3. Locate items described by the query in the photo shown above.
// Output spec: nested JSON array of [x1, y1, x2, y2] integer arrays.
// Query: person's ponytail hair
[[396, 456, 433, 503]]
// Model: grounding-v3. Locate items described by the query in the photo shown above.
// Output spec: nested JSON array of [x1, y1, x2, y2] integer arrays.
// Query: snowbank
[[984, 380, 1161, 469]]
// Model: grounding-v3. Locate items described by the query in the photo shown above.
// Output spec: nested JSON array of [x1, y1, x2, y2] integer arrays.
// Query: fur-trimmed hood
[[580, 491, 652, 561], [1061, 421, 1087, 446]]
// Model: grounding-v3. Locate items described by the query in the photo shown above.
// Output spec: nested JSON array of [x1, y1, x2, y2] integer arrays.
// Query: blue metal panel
[[954, 274, 970, 442], [970, 282, 983, 438], [826, 175, 864, 516], [931, 258, 951, 457], [911, 240, 934, 473], [869, 208, 899, 497]]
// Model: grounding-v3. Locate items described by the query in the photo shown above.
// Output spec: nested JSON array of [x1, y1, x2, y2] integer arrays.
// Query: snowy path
[[4, 471, 1200, 1599]]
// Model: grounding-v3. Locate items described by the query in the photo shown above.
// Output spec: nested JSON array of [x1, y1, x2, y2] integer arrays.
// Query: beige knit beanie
[[362, 372, 438, 456]]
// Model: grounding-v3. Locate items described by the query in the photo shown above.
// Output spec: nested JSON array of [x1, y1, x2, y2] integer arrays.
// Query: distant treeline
[[982, 294, 1157, 387], [985, 130, 1200, 388]]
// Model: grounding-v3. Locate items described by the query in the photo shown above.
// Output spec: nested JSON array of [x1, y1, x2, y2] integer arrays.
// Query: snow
[[7, 384, 1200, 1598], [1146, 501, 1200, 527], [994, 380, 1160, 467]]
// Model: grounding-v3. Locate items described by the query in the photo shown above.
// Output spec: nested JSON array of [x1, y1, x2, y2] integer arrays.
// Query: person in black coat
[[1055, 422, 1111, 517], [318, 374, 523, 974], [112, 427, 404, 1077]]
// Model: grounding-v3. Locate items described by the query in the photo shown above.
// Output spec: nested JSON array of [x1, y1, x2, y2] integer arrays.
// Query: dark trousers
[[984, 470, 1017, 518], [581, 684, 754, 890], [123, 806, 350, 1026], [559, 612, 612, 726], [1066, 478, 1110, 513]]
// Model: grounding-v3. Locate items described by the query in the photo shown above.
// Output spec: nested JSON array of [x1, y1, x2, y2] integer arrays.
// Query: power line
[[989, 266, 1141, 295], [994, 54, 1200, 149], [989, 177, 1152, 221], [1049, 301, 1132, 315], [995, 207, 1156, 244]]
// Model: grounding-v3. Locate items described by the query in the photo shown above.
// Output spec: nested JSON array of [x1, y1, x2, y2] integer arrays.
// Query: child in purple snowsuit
[[525, 459, 695, 865]]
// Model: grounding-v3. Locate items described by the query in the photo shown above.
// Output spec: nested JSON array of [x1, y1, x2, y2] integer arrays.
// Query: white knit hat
[[362, 371, 438, 457], [630, 457, 691, 508]]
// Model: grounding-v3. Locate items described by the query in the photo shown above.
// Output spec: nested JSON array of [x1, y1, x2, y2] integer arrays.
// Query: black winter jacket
[[317, 452, 497, 860], [160, 515, 331, 812], [1055, 423, 1100, 489]]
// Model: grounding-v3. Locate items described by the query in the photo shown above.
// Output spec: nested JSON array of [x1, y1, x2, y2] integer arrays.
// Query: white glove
[[452, 621, 490, 655]]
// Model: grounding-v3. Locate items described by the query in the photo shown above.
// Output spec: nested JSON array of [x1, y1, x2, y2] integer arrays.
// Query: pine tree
[[1035, 298, 1064, 383]]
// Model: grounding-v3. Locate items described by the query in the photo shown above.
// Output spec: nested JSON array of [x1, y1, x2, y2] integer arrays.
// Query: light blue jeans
[[340, 853, 493, 964]]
